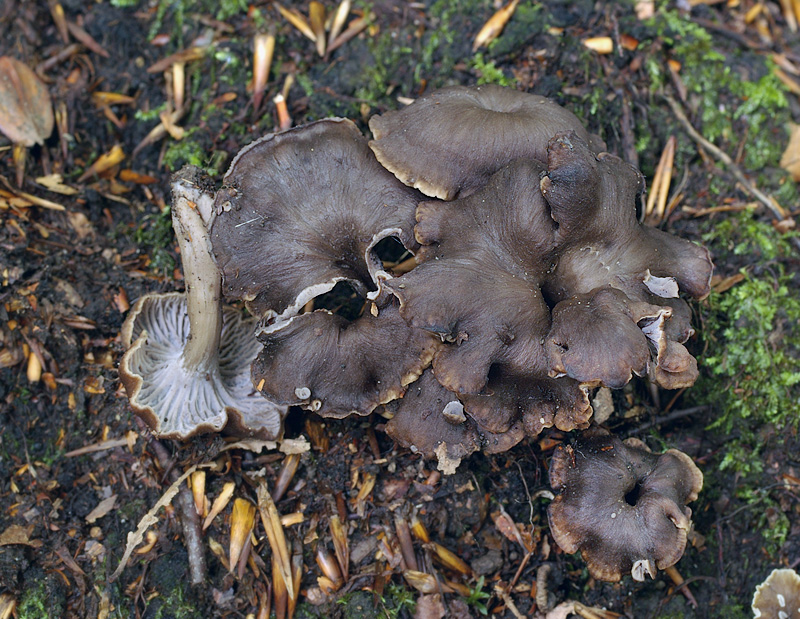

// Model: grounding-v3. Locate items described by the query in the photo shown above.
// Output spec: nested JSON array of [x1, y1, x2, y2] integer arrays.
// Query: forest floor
[[1, 1, 800, 618]]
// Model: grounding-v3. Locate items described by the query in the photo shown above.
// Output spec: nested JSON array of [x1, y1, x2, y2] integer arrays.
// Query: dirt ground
[[1, 1, 800, 618]]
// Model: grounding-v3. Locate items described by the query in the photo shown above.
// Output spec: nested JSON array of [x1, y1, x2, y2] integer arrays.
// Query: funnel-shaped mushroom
[[211, 118, 422, 323], [547, 429, 703, 582], [386, 159, 556, 396], [369, 84, 606, 200], [119, 167, 286, 439], [752, 568, 800, 618]]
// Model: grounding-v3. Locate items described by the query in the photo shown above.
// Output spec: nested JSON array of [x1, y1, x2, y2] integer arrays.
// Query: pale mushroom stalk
[[173, 178, 222, 372]]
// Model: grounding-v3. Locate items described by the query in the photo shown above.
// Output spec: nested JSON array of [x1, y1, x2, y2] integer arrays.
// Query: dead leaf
[[414, 594, 445, 619], [0, 56, 54, 146], [67, 211, 96, 239], [77, 145, 125, 182], [781, 122, 800, 181], [35, 174, 79, 195], [86, 494, 117, 523], [0, 524, 42, 548]]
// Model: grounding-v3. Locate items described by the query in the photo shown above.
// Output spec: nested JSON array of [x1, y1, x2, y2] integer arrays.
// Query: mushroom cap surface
[[386, 159, 556, 395], [120, 293, 286, 440], [752, 568, 800, 618], [211, 118, 422, 322], [547, 429, 703, 582], [369, 84, 605, 200], [384, 371, 481, 474], [251, 301, 439, 419]]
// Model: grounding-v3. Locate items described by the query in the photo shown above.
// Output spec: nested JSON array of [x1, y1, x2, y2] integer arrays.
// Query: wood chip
[[85, 495, 117, 523]]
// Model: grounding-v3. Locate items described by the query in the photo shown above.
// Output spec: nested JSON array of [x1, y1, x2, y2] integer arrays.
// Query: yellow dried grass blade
[[257, 481, 294, 600], [203, 481, 235, 530], [273, 453, 300, 502], [309, 2, 326, 56], [229, 498, 256, 573], [191, 470, 206, 516], [253, 33, 275, 111], [473, 0, 520, 52], [275, 3, 316, 42], [329, 514, 349, 580], [327, 0, 351, 50], [427, 542, 473, 577], [77, 144, 125, 182]]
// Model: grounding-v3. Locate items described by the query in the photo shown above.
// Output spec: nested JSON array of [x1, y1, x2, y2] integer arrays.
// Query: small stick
[[139, 422, 207, 586], [664, 565, 698, 608], [663, 95, 798, 251]]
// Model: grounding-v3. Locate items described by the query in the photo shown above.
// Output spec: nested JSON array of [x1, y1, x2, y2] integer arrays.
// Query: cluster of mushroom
[[119, 84, 712, 582]]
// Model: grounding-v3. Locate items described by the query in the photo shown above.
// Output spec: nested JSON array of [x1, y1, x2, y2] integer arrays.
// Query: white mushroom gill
[[119, 169, 286, 440]]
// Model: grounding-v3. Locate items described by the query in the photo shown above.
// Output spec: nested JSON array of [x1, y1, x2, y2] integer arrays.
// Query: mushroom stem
[[171, 170, 222, 372]]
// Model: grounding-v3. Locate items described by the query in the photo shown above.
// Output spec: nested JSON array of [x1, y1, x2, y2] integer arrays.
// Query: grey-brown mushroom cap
[[540, 132, 713, 304], [459, 370, 592, 440], [119, 293, 286, 440], [251, 301, 439, 419], [385, 159, 556, 395], [546, 287, 672, 388], [211, 118, 422, 321], [369, 84, 606, 200], [752, 568, 800, 618], [383, 371, 481, 474], [547, 430, 703, 582]]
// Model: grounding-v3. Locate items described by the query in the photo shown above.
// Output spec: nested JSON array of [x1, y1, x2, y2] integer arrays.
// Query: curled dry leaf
[[780, 122, 800, 181], [0, 56, 54, 146]]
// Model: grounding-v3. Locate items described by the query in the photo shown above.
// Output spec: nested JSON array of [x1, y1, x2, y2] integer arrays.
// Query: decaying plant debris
[[1, 1, 800, 618]]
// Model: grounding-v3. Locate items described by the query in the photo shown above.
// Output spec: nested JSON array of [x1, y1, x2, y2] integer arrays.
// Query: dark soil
[[1, 1, 799, 618]]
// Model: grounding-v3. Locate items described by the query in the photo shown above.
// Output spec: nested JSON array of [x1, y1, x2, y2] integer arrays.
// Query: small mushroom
[[369, 84, 606, 200], [547, 429, 703, 582], [211, 118, 422, 323], [119, 167, 286, 439], [752, 568, 800, 619]]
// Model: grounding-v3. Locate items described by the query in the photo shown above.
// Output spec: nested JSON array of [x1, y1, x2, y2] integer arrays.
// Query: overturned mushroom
[[211, 118, 422, 324], [119, 167, 286, 439], [752, 568, 800, 619], [547, 429, 703, 582], [369, 84, 606, 200]]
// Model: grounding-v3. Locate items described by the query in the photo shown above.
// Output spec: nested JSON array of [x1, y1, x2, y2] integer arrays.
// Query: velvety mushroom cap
[[120, 293, 285, 439], [752, 568, 800, 618], [251, 301, 439, 419], [458, 369, 592, 440], [546, 287, 673, 388], [211, 118, 422, 322], [369, 84, 606, 200], [384, 371, 481, 474], [386, 159, 556, 395], [548, 430, 703, 582], [540, 132, 713, 303]]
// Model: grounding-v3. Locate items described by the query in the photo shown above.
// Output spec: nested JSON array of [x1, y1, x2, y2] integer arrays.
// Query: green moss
[[645, 10, 789, 170], [18, 577, 64, 619], [162, 130, 206, 171], [153, 583, 197, 619], [695, 213, 800, 472], [134, 206, 175, 275], [470, 53, 516, 86]]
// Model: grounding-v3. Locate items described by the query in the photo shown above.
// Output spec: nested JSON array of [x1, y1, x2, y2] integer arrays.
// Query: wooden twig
[[625, 406, 710, 436], [663, 95, 798, 250], [138, 420, 207, 586]]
